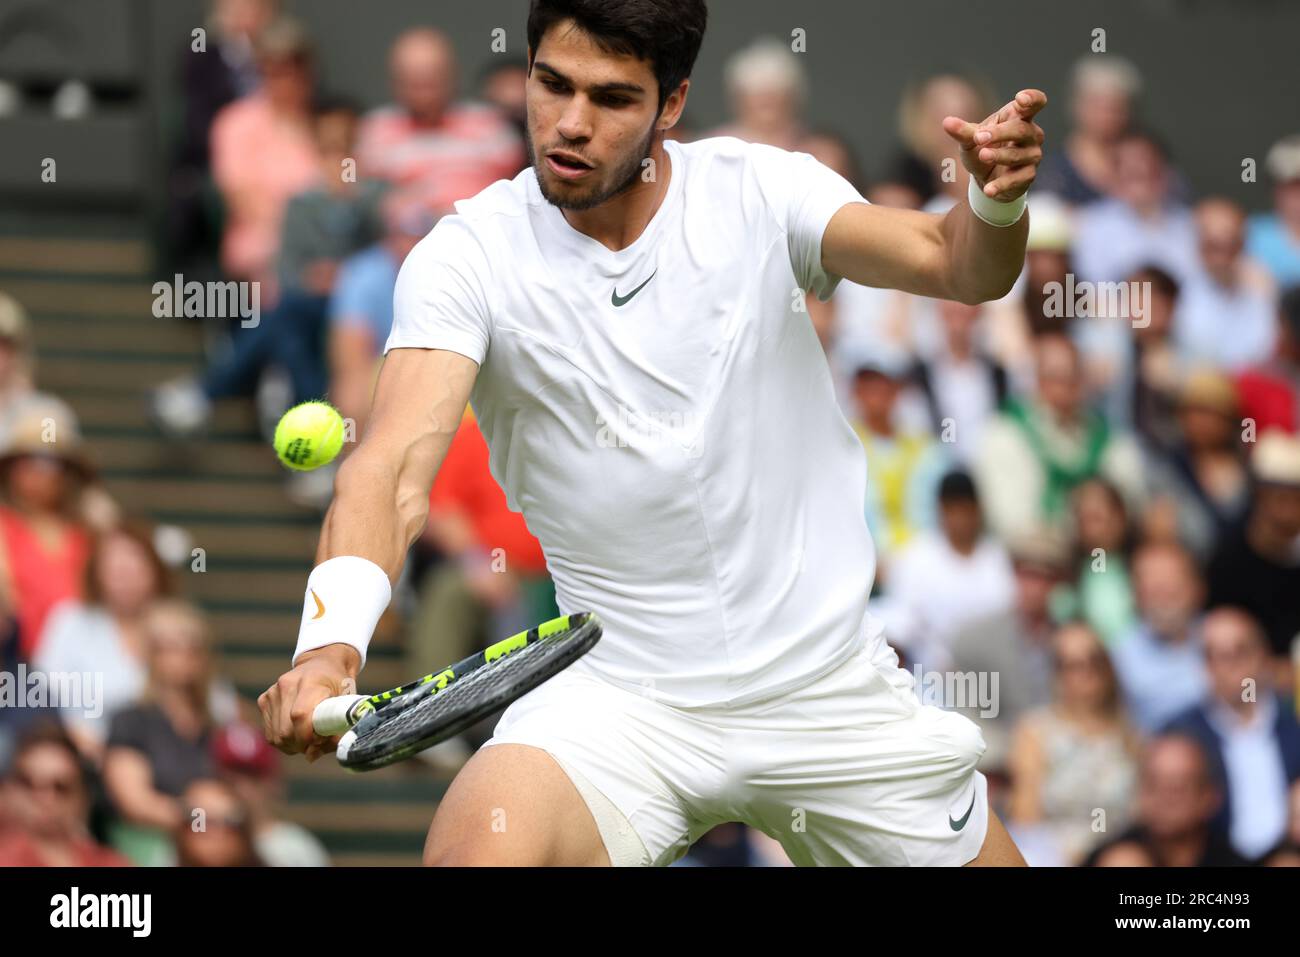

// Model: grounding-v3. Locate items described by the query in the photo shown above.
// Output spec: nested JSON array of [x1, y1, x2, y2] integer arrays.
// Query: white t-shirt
[[387, 136, 877, 707]]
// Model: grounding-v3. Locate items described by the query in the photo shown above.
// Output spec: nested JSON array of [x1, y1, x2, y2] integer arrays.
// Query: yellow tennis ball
[[274, 401, 345, 471]]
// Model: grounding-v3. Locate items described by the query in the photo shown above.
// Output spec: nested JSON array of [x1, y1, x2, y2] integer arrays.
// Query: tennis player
[[260, 0, 1045, 866]]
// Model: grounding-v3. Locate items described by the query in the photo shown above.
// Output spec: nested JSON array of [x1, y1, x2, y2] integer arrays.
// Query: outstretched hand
[[942, 89, 1047, 203]]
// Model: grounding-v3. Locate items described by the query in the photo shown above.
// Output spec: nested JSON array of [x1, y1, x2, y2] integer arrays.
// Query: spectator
[[1086, 839, 1156, 866], [888, 74, 994, 208], [709, 38, 808, 151], [1206, 430, 1300, 663], [1037, 56, 1141, 206], [328, 202, 440, 435], [975, 333, 1145, 542], [1007, 623, 1139, 865], [0, 292, 80, 449], [848, 354, 949, 569], [909, 300, 1009, 464], [175, 778, 263, 867], [357, 28, 525, 215], [0, 724, 128, 866], [1143, 369, 1250, 560], [34, 524, 173, 761], [1247, 134, 1300, 290], [155, 96, 387, 436], [1111, 541, 1208, 733], [476, 56, 530, 151], [1175, 198, 1278, 371], [1236, 285, 1300, 436], [167, 0, 281, 273], [211, 722, 329, 866], [1070, 477, 1137, 645], [1073, 132, 1198, 286], [0, 403, 94, 661], [103, 600, 238, 864], [1123, 265, 1185, 448], [208, 16, 319, 288], [1087, 733, 1250, 866], [1165, 608, 1300, 861], [949, 528, 1071, 775], [884, 470, 1014, 670]]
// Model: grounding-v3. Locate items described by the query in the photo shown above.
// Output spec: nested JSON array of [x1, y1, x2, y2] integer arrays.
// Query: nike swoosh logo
[[611, 269, 657, 307], [310, 588, 325, 620], [949, 791, 977, 831]]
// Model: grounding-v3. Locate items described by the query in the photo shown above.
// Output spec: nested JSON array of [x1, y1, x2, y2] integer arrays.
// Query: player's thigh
[[424, 743, 609, 866]]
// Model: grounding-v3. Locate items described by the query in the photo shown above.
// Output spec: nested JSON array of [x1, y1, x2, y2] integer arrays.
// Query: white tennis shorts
[[481, 618, 989, 866]]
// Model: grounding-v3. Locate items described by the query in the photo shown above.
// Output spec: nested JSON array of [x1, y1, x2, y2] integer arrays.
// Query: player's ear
[[658, 79, 690, 131]]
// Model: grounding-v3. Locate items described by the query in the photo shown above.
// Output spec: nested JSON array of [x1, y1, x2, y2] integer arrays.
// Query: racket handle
[[312, 694, 370, 736]]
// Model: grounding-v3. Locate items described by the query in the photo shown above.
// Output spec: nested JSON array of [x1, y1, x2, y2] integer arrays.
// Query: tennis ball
[[274, 401, 345, 471]]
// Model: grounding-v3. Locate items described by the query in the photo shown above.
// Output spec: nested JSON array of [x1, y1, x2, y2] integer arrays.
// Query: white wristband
[[967, 176, 1027, 227], [292, 556, 391, 669]]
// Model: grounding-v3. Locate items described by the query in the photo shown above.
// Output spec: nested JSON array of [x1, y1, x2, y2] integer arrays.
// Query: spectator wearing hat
[[1165, 607, 1300, 861], [848, 352, 949, 573], [34, 524, 174, 761], [882, 470, 1014, 670], [355, 28, 524, 217], [0, 724, 129, 867], [1111, 541, 1209, 733], [948, 527, 1072, 777], [0, 403, 95, 662], [975, 333, 1146, 543], [1206, 430, 1300, 664], [1175, 198, 1278, 372], [212, 721, 329, 866], [1143, 368, 1252, 560], [1247, 134, 1300, 290], [1085, 733, 1249, 867], [1236, 285, 1300, 436], [0, 292, 79, 450], [1006, 622, 1139, 866]]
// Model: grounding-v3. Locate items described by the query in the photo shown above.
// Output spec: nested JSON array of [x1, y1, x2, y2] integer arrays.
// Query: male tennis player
[[260, 0, 1045, 866]]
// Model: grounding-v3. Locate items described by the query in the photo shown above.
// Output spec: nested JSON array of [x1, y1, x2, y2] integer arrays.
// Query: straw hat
[[0, 399, 94, 479], [1252, 430, 1300, 488]]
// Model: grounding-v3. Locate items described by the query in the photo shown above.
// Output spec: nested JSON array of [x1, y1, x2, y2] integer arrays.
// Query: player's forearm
[[940, 197, 1028, 305], [316, 449, 429, 582]]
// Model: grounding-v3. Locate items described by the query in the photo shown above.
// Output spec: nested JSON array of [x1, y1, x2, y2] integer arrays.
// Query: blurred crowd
[[1, 0, 1299, 868]]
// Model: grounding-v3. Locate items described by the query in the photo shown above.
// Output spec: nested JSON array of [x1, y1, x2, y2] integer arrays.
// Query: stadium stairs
[[3, 219, 443, 865]]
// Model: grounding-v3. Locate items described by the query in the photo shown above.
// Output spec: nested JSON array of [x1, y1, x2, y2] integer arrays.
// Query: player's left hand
[[942, 89, 1047, 203]]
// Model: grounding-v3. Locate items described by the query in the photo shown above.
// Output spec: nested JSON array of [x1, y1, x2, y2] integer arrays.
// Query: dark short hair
[[1280, 285, 1300, 342], [526, 0, 708, 110], [1130, 263, 1180, 301], [938, 469, 978, 505]]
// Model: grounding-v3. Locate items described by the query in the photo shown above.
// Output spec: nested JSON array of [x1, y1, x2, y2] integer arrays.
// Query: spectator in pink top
[[209, 17, 320, 290], [357, 28, 526, 214]]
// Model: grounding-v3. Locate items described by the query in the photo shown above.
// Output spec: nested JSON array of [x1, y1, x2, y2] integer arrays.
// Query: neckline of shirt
[[536, 138, 683, 268]]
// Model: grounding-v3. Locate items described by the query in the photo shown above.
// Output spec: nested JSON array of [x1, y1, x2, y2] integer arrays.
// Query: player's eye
[[541, 77, 568, 94]]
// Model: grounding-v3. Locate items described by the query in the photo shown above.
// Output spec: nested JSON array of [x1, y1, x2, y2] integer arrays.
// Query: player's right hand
[[258, 644, 361, 761]]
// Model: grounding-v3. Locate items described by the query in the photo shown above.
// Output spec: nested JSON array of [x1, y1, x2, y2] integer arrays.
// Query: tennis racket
[[311, 611, 602, 771]]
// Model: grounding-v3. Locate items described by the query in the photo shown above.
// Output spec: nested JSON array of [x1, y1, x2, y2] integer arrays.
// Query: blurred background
[[0, 0, 1298, 867]]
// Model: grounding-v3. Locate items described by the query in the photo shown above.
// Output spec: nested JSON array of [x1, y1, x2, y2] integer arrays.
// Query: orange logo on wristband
[[310, 589, 326, 620]]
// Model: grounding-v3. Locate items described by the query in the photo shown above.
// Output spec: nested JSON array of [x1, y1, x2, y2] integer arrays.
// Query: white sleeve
[[384, 215, 494, 365], [750, 145, 870, 302]]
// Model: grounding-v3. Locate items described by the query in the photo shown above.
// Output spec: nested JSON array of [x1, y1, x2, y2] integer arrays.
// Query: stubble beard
[[528, 121, 658, 212]]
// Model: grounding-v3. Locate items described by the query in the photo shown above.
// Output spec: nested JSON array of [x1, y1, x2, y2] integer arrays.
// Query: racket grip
[[312, 694, 370, 736]]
